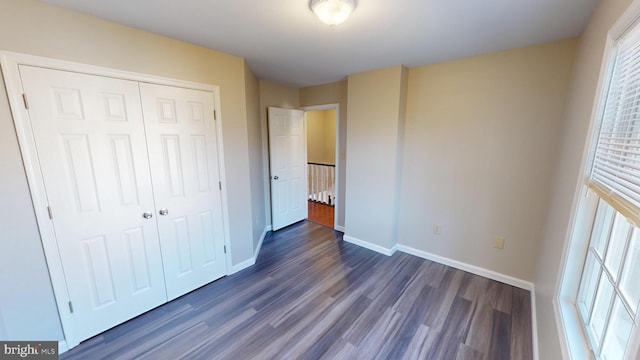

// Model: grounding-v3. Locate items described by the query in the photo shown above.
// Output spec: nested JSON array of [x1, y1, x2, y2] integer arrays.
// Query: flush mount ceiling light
[[310, 0, 356, 26]]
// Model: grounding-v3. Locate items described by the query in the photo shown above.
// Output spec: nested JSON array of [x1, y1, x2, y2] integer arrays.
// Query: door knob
[[142, 211, 153, 219], [159, 208, 169, 216], [273, 176, 279, 180]]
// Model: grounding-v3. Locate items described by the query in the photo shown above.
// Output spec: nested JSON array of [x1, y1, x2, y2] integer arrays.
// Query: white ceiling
[[43, 0, 600, 87]]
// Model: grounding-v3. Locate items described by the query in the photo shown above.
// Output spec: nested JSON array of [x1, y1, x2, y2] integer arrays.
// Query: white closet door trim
[[0, 51, 233, 349]]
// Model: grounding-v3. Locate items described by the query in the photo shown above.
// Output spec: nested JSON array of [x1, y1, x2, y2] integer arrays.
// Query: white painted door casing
[[268, 107, 307, 231]]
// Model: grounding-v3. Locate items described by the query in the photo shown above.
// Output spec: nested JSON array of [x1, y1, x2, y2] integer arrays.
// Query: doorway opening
[[266, 104, 342, 232], [304, 106, 337, 229]]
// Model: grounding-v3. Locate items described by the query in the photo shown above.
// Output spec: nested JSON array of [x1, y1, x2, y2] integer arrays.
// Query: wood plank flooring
[[308, 200, 334, 228], [61, 221, 533, 360]]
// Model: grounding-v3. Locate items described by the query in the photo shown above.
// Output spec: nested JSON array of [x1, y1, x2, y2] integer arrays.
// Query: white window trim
[[556, 0, 640, 358]]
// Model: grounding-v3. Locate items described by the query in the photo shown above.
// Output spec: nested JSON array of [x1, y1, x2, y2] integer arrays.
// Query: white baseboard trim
[[230, 257, 254, 274], [59, 340, 69, 354], [335, 225, 345, 232], [230, 225, 271, 274], [394, 244, 534, 291], [343, 235, 397, 256], [253, 225, 269, 259]]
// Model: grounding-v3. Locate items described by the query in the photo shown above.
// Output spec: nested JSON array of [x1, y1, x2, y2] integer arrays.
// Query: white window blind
[[591, 27, 640, 222]]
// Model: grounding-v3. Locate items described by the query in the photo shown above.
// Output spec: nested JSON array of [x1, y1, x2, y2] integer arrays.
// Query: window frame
[[575, 201, 639, 358], [556, 0, 640, 359]]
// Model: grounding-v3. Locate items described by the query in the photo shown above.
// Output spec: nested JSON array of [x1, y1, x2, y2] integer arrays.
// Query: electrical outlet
[[433, 224, 442, 235], [494, 236, 505, 249]]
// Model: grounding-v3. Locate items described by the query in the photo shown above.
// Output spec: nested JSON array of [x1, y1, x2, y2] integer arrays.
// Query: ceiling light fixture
[[310, 0, 356, 26]]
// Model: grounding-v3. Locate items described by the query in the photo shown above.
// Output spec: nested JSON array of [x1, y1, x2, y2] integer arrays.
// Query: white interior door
[[268, 107, 307, 231], [19, 66, 167, 341], [140, 83, 227, 300]]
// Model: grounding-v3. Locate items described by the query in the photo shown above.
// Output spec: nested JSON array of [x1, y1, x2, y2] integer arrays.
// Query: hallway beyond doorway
[[307, 201, 334, 228]]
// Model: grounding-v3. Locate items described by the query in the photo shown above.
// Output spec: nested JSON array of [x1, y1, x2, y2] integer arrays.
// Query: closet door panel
[[19, 66, 168, 342], [140, 83, 226, 300]]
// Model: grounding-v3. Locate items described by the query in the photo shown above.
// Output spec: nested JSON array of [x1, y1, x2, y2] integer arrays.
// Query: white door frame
[[0, 51, 233, 349], [301, 103, 341, 230]]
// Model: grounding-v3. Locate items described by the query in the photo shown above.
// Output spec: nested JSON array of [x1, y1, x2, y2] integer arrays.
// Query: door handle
[[142, 211, 153, 219], [273, 176, 279, 180], [159, 208, 169, 216]]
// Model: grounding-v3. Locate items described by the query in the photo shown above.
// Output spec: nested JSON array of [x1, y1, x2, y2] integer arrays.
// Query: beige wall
[[397, 39, 578, 282], [244, 63, 266, 250], [306, 109, 336, 165], [393, 68, 409, 247], [258, 81, 300, 226], [324, 110, 337, 164], [300, 81, 348, 228], [345, 65, 408, 249], [0, 1, 616, 355], [534, 0, 633, 358], [0, 0, 255, 342]]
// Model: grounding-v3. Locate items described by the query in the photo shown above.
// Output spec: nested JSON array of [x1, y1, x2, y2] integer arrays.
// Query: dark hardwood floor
[[61, 221, 533, 360], [308, 200, 334, 228]]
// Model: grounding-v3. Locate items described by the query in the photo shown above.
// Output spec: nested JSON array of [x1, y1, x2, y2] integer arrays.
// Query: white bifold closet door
[[19, 66, 168, 340], [139, 83, 226, 301], [19, 65, 226, 343]]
